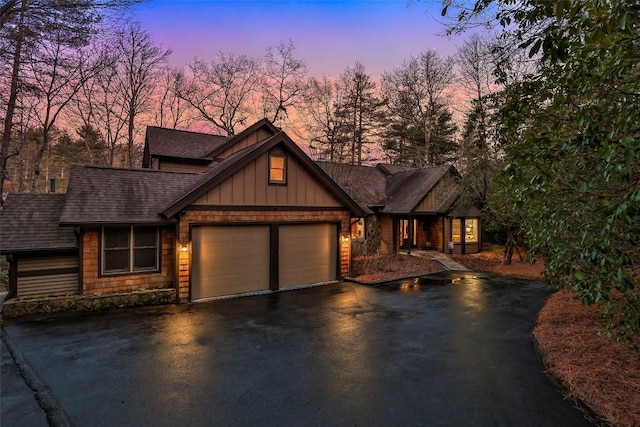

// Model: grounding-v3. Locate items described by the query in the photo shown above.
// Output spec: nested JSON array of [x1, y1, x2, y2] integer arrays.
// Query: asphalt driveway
[[2, 272, 591, 426]]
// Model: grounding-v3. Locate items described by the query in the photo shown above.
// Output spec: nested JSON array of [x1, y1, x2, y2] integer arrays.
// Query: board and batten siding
[[414, 173, 457, 213], [194, 153, 342, 207], [379, 216, 394, 254], [217, 128, 273, 159], [17, 255, 79, 298]]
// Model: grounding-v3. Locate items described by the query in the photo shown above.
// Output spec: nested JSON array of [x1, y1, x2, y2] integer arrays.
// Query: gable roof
[[382, 166, 454, 214], [376, 163, 416, 175], [206, 118, 280, 160], [317, 162, 460, 215], [144, 126, 229, 164], [316, 162, 386, 211], [0, 193, 77, 254], [59, 166, 201, 225], [162, 132, 368, 218]]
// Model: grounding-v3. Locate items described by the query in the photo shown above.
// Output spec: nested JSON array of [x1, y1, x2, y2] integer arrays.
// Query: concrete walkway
[[400, 249, 471, 271]]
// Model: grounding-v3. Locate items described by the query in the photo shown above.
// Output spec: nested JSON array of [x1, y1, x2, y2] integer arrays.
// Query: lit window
[[465, 219, 478, 243], [269, 151, 286, 184], [351, 218, 365, 240], [452, 219, 461, 243], [102, 227, 159, 275]]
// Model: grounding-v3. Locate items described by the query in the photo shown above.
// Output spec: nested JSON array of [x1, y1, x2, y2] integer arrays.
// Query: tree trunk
[[127, 108, 135, 168], [0, 0, 26, 204], [31, 129, 50, 192], [504, 229, 515, 265]]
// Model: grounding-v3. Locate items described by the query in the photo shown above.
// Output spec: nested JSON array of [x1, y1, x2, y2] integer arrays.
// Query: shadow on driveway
[[2, 272, 592, 426]]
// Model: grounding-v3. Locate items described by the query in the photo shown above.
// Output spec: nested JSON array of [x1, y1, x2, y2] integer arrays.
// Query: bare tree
[[114, 23, 171, 167], [259, 40, 308, 128], [73, 53, 127, 166], [26, 27, 110, 191], [152, 67, 194, 129], [177, 52, 261, 136], [0, 0, 133, 201], [300, 75, 347, 161]]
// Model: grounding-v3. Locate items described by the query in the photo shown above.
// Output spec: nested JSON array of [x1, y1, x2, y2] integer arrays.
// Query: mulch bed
[[351, 254, 443, 283], [449, 245, 545, 280], [533, 290, 640, 427]]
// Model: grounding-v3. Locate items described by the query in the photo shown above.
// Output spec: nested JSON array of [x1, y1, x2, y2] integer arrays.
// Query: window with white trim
[[102, 227, 159, 275], [465, 219, 478, 243], [452, 219, 461, 243]]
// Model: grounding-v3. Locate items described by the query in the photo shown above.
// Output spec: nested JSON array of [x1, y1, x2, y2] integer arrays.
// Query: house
[[316, 162, 482, 257], [141, 122, 482, 258], [0, 120, 366, 308]]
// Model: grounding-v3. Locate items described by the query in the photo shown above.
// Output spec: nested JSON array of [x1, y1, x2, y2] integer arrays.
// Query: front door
[[399, 219, 417, 249]]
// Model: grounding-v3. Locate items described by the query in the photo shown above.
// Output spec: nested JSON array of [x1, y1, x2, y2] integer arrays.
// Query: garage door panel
[[279, 224, 337, 287], [192, 226, 270, 300]]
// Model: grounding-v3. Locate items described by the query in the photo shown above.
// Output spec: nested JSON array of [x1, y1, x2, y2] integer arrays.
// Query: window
[[102, 227, 159, 275], [452, 219, 461, 243], [465, 219, 478, 243], [351, 218, 365, 240], [269, 151, 286, 184]]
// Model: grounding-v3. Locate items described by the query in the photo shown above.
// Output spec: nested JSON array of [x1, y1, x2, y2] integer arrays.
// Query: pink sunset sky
[[130, 0, 473, 78]]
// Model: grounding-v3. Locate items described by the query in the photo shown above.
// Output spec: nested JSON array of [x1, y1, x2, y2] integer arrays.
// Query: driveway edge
[[1, 328, 74, 427]]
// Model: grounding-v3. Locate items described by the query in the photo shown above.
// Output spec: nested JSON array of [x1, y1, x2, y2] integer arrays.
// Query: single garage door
[[192, 225, 270, 300], [279, 223, 337, 288]]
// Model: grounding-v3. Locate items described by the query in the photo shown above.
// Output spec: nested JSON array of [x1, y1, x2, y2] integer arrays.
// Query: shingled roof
[[317, 162, 459, 215], [382, 166, 454, 214], [0, 193, 77, 253], [59, 166, 201, 225], [144, 126, 229, 162], [316, 162, 386, 210]]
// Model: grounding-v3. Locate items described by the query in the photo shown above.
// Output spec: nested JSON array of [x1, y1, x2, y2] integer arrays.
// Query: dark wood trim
[[60, 220, 176, 227], [462, 216, 466, 255], [186, 205, 347, 212], [155, 155, 213, 165], [392, 218, 398, 254], [188, 220, 337, 227], [8, 256, 17, 299], [206, 118, 279, 159], [269, 224, 279, 291], [78, 228, 84, 294], [335, 221, 343, 279], [442, 216, 444, 254], [1, 248, 78, 257], [174, 222, 181, 303], [18, 267, 79, 278]]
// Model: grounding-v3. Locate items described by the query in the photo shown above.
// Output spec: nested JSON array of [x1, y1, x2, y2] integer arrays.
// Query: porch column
[[408, 215, 413, 255]]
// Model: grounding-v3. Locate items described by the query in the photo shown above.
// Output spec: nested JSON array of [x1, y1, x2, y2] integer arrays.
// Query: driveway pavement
[[2, 272, 591, 426]]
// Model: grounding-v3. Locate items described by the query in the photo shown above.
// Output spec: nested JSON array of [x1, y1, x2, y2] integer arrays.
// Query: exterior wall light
[[180, 243, 189, 252], [341, 235, 350, 243]]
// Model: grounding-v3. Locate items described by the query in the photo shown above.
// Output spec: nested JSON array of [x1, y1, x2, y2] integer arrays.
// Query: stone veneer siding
[[81, 227, 175, 295], [178, 209, 352, 302]]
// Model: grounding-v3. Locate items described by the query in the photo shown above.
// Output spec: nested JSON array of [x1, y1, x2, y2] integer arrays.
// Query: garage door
[[192, 225, 270, 300], [17, 255, 79, 298], [279, 224, 337, 288]]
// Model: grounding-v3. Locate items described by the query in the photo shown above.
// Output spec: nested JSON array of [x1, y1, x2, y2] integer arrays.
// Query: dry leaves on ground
[[534, 290, 640, 427], [351, 255, 443, 283], [449, 245, 545, 280]]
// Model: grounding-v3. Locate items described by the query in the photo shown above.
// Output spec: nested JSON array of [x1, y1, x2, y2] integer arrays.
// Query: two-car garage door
[[191, 223, 338, 300]]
